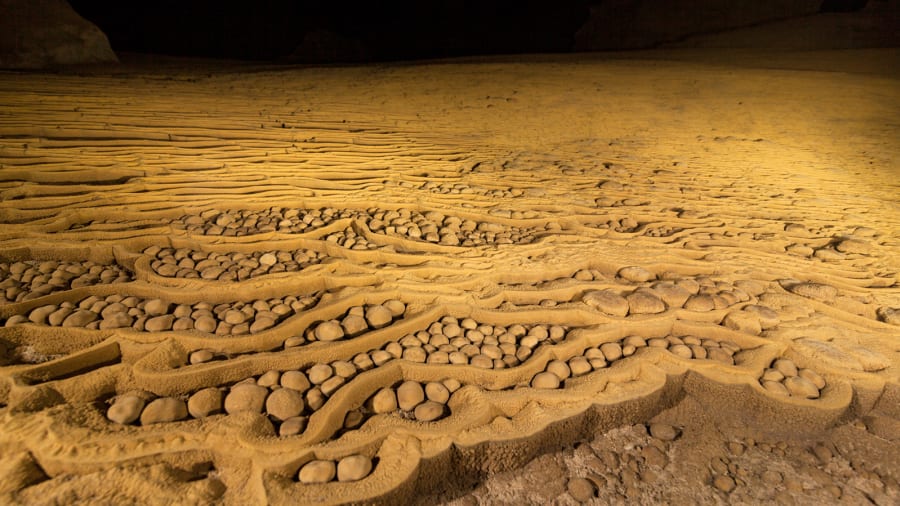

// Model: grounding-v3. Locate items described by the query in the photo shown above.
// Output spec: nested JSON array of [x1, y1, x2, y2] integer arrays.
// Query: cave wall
[[574, 0, 826, 50], [0, 0, 118, 69]]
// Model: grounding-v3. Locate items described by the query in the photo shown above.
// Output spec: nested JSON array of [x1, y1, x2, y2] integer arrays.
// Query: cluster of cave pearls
[[1, 174, 897, 501]]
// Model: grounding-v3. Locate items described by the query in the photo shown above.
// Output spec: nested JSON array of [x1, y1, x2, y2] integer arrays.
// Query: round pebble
[[618, 266, 655, 283], [337, 455, 373, 482], [600, 342, 623, 362], [784, 376, 820, 399], [187, 388, 224, 418], [649, 423, 678, 441], [582, 290, 629, 317], [298, 460, 336, 484], [308, 364, 334, 385], [279, 416, 308, 436], [369, 388, 398, 414], [397, 381, 425, 411], [140, 397, 188, 425], [365, 304, 393, 329], [625, 290, 666, 314], [266, 388, 306, 421], [314, 321, 344, 341], [107, 394, 145, 425], [546, 360, 571, 380], [281, 371, 311, 392], [567, 477, 596, 502], [224, 384, 269, 414], [531, 371, 561, 389], [414, 400, 445, 422], [424, 382, 450, 404]]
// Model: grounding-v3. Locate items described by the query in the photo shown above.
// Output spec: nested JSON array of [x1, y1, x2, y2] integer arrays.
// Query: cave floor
[[0, 48, 898, 505]]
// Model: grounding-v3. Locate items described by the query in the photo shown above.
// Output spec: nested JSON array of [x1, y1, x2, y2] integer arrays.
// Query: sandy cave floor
[[0, 49, 898, 505]]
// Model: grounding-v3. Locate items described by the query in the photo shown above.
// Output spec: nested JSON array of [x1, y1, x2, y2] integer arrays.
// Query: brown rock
[[336, 455, 372, 482], [397, 381, 425, 411], [140, 397, 188, 425], [649, 423, 678, 441], [582, 290, 629, 317], [340, 314, 369, 336], [224, 384, 269, 414], [414, 400, 445, 422], [143, 299, 170, 316], [144, 314, 175, 332], [107, 394, 145, 424], [784, 376, 820, 399], [531, 371, 561, 389], [280, 370, 311, 392], [368, 387, 398, 414], [314, 320, 344, 341], [0, 0, 118, 69], [626, 290, 666, 314], [567, 477, 596, 502], [618, 266, 655, 283], [298, 460, 336, 484], [265, 388, 305, 421], [365, 304, 393, 328], [684, 294, 716, 311], [187, 387, 223, 418]]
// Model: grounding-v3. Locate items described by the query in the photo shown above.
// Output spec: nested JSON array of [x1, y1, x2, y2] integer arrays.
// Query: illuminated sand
[[0, 50, 898, 504]]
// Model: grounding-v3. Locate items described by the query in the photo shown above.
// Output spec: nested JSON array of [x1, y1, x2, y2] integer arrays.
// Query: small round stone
[[337, 455, 373, 482], [568, 356, 592, 376], [307, 364, 334, 385], [397, 381, 425, 411], [383, 299, 406, 317], [600, 342, 624, 362], [369, 387, 398, 414], [194, 315, 217, 333], [567, 477, 596, 502], [582, 290, 629, 317], [772, 359, 798, 378], [669, 344, 693, 359], [279, 416, 308, 436], [144, 314, 175, 332], [280, 371, 311, 392], [425, 382, 450, 404], [341, 314, 369, 336], [224, 384, 269, 414], [265, 388, 306, 421], [799, 368, 826, 389], [625, 290, 666, 314], [546, 360, 571, 379], [107, 395, 145, 425], [144, 299, 170, 316], [531, 372, 561, 389], [365, 304, 394, 329], [187, 388, 224, 418], [618, 266, 654, 283], [414, 400, 445, 422], [298, 460, 336, 484], [320, 376, 345, 396], [314, 320, 344, 341], [784, 376, 820, 399], [649, 423, 678, 441], [713, 475, 736, 493], [61, 309, 98, 327], [140, 397, 188, 425]]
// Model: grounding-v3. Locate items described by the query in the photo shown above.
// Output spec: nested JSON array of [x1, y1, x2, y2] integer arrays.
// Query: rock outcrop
[[0, 0, 117, 69], [574, 0, 824, 50]]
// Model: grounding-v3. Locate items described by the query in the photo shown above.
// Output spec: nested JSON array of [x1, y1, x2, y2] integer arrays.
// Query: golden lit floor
[[0, 49, 898, 504]]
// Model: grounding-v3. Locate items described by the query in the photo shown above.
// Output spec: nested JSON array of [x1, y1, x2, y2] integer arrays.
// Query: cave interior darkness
[[67, 0, 874, 63]]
